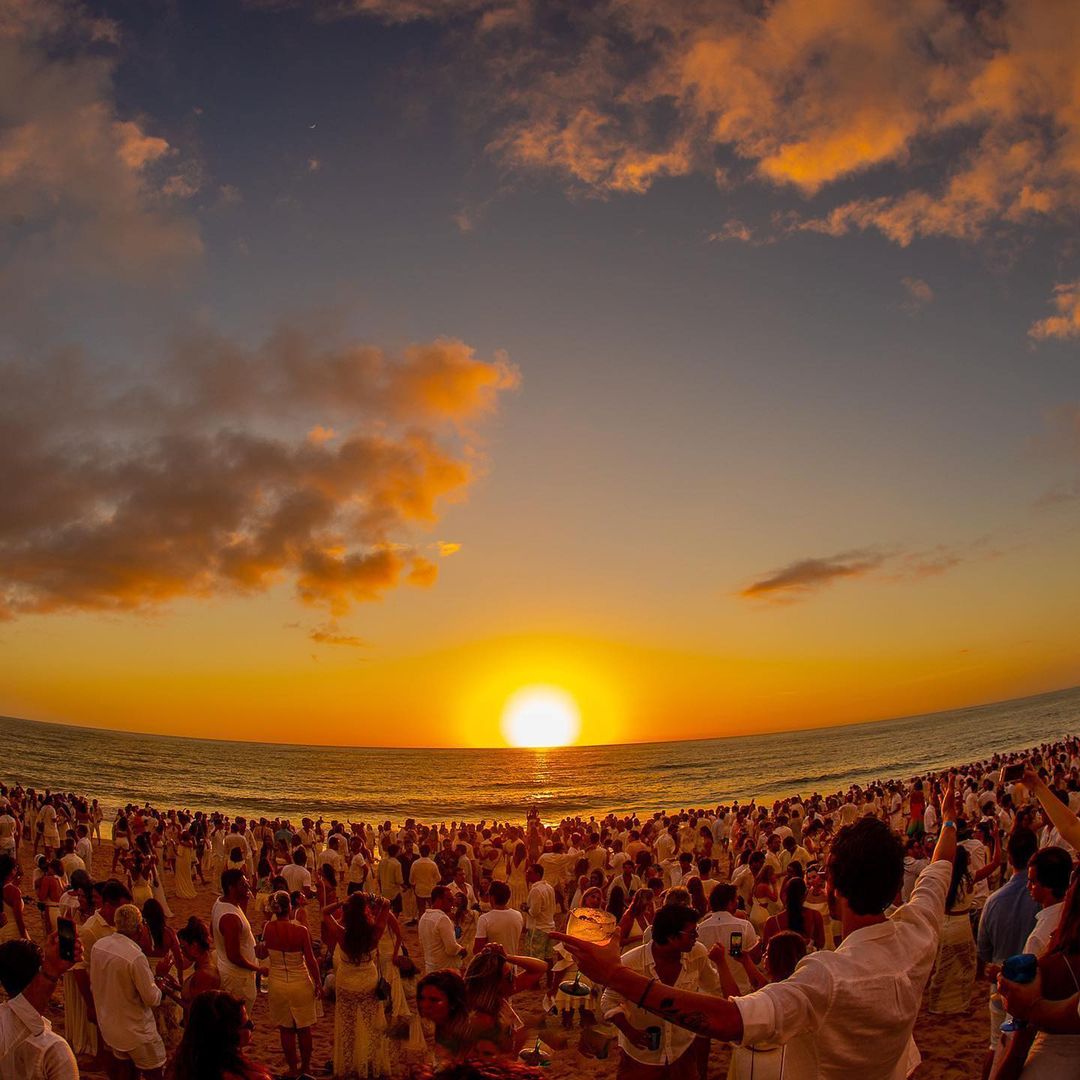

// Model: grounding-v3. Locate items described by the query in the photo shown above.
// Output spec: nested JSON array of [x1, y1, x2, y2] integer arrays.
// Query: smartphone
[[57, 916, 76, 963], [729, 931, 743, 959], [1000, 763, 1025, 784]]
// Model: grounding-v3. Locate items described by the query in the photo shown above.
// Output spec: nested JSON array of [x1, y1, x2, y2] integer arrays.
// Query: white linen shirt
[[525, 881, 556, 933], [0, 1017, 78, 1080], [601, 942, 722, 1065], [733, 860, 951, 1080], [89, 932, 162, 1052], [418, 909, 460, 973], [0, 995, 43, 1061]]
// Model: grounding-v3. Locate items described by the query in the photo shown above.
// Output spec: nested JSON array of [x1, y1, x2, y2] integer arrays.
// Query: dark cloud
[[0, 325, 517, 621], [740, 549, 887, 603]]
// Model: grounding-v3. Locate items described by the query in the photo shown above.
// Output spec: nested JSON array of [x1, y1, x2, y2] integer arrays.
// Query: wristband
[[637, 977, 657, 1009], [942, 821, 957, 830]]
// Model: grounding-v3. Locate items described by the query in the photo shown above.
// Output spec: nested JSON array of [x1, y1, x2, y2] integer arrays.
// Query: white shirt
[[601, 942, 722, 1065], [474, 907, 524, 954], [0, 995, 44, 1061], [697, 910, 759, 994], [281, 863, 312, 894], [1024, 902, 1065, 959], [734, 860, 951, 1080], [0, 1017, 78, 1080], [89, 932, 162, 1051], [525, 881, 556, 933], [418, 909, 461, 973]]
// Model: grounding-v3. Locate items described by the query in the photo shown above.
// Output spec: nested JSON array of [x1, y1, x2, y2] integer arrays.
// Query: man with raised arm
[[555, 774, 959, 1079]]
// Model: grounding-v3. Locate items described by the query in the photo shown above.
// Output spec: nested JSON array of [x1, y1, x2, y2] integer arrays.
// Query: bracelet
[[942, 821, 957, 830], [636, 977, 657, 1009]]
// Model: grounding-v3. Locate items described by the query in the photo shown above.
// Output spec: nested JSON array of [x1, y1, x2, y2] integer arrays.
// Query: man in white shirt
[[524, 864, 557, 964], [601, 904, 721, 1077], [696, 884, 760, 994], [318, 836, 347, 881], [0, 932, 80, 1066], [281, 849, 314, 897], [418, 886, 466, 973], [410, 845, 441, 914], [474, 881, 524, 955], [1024, 846, 1071, 957], [0, 939, 79, 1079], [558, 776, 960, 1080], [90, 904, 166, 1077], [74, 826, 93, 871], [59, 839, 85, 881], [377, 844, 405, 912]]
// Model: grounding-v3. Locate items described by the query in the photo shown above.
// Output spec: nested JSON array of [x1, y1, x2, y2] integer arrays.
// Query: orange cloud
[[309, 623, 368, 648], [0, 323, 517, 620], [1029, 281, 1080, 341], [310, 0, 1078, 245]]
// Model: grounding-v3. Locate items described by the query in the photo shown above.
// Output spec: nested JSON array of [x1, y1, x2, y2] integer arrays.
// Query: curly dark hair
[[827, 817, 904, 915]]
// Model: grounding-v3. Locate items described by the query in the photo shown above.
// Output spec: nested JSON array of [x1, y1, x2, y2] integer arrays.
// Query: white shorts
[[112, 1035, 167, 1070]]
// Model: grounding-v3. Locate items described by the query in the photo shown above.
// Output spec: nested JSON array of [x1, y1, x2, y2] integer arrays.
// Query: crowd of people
[[1, 736, 1079, 1079]]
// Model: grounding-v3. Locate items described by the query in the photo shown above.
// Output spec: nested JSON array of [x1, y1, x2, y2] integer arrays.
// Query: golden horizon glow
[[500, 685, 581, 748]]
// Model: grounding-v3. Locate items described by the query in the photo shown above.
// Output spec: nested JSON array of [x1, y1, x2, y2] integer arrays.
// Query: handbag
[[393, 946, 419, 979], [374, 975, 391, 1001]]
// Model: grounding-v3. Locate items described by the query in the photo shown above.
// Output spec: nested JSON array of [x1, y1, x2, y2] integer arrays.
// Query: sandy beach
[[9, 834, 990, 1079]]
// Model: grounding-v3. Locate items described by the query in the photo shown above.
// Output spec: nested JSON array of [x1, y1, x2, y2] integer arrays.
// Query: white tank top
[[210, 898, 256, 978]]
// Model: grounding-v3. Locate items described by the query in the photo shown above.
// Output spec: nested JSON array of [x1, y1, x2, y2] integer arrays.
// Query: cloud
[[1029, 280, 1080, 341], [309, 622, 368, 648], [739, 541, 976, 603], [901, 276, 934, 311], [706, 219, 756, 244], [0, 323, 518, 621], [740, 549, 888, 603], [437, 541, 461, 557], [295, 0, 1079, 248], [0, 0, 203, 278]]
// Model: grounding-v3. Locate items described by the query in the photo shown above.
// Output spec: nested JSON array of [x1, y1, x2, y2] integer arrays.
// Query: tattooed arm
[[603, 963, 745, 1041]]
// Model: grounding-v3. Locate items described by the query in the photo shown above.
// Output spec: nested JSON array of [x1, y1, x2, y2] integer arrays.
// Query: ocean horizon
[[4, 684, 1078, 824]]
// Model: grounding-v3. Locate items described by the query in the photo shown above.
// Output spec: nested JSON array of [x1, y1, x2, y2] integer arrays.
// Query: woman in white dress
[[256, 890, 321, 1080], [323, 892, 393, 1078], [507, 843, 529, 911], [174, 832, 199, 899]]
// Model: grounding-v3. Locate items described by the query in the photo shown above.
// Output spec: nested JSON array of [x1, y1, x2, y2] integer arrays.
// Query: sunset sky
[[1, 0, 1078, 748]]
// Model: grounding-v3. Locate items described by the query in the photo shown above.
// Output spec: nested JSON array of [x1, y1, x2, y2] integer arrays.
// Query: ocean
[[2, 686, 1078, 824]]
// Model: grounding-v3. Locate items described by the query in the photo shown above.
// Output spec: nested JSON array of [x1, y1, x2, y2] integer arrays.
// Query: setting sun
[[501, 685, 581, 748]]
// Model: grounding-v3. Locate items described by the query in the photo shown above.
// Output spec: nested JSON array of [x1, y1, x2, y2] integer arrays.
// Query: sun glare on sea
[[501, 685, 581, 748]]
